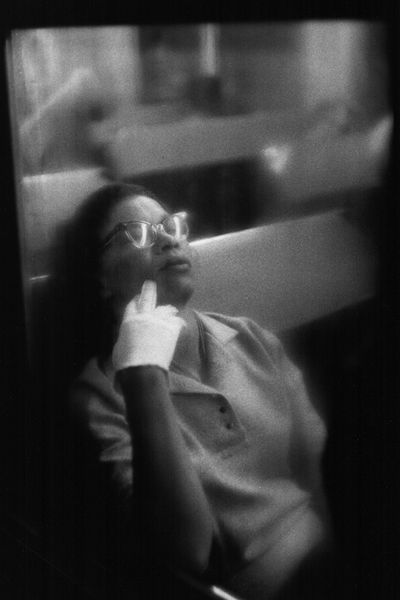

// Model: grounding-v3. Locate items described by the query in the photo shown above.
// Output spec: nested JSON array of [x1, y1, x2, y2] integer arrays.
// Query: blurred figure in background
[[20, 66, 114, 174]]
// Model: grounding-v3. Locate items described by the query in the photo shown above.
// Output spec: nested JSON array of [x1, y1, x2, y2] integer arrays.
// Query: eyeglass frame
[[100, 211, 189, 251]]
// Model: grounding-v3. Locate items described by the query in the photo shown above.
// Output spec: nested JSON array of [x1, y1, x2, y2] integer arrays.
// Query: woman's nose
[[154, 227, 180, 251]]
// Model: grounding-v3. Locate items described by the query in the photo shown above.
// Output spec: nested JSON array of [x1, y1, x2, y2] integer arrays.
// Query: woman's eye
[[163, 220, 176, 235], [125, 223, 155, 247]]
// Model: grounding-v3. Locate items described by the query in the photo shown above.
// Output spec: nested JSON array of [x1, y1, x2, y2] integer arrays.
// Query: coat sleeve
[[70, 372, 134, 518], [279, 349, 327, 495], [248, 321, 328, 504], [270, 337, 331, 532]]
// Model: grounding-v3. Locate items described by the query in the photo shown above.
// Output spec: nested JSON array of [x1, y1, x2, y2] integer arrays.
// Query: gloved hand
[[112, 280, 185, 373]]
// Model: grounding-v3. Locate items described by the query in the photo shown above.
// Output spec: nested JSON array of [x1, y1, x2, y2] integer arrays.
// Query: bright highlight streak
[[211, 585, 243, 600]]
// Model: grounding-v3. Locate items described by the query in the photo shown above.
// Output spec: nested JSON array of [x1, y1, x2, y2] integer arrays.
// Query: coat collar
[[169, 311, 238, 395], [194, 311, 238, 345]]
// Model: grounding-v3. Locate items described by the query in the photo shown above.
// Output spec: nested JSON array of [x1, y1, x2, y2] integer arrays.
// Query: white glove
[[112, 280, 185, 373]]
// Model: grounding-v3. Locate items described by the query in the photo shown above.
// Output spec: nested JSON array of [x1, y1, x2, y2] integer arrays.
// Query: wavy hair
[[56, 180, 162, 373]]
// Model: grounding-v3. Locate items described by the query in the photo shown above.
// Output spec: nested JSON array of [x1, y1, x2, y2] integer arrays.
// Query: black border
[[0, 1, 398, 597]]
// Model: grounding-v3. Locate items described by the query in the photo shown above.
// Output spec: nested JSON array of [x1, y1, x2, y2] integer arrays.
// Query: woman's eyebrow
[[120, 212, 169, 225]]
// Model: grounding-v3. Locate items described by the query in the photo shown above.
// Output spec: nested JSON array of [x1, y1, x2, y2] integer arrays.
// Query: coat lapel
[[169, 311, 238, 397]]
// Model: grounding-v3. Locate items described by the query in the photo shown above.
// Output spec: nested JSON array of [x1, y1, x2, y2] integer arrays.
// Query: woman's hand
[[111, 280, 214, 574], [112, 280, 185, 373]]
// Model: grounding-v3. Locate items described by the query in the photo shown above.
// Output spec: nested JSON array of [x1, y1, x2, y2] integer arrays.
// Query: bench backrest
[[20, 169, 376, 352]]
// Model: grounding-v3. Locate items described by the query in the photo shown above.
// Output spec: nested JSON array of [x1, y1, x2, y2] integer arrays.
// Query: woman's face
[[98, 194, 194, 314]]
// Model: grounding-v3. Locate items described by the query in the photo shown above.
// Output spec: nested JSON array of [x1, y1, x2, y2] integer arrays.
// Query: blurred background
[[9, 22, 391, 261]]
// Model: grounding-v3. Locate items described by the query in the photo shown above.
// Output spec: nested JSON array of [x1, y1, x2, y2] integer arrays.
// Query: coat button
[[219, 406, 227, 414]]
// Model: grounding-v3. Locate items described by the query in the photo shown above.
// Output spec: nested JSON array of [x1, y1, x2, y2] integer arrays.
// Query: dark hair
[[58, 181, 162, 372]]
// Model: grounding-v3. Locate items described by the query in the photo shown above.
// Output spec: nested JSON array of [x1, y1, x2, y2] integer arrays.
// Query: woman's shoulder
[[70, 356, 124, 416], [73, 356, 108, 391], [199, 311, 283, 354]]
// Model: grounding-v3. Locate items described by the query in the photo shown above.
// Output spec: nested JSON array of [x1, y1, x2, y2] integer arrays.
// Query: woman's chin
[[156, 275, 194, 308]]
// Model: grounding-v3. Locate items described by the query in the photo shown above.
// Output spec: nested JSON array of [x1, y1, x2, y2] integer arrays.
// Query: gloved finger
[[153, 304, 179, 318], [137, 313, 186, 335], [137, 279, 157, 313], [121, 295, 140, 323], [122, 295, 177, 324], [169, 315, 187, 331]]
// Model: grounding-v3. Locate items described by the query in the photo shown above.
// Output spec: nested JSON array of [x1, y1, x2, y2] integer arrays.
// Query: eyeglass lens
[[162, 214, 189, 239], [125, 222, 156, 248], [125, 213, 188, 248]]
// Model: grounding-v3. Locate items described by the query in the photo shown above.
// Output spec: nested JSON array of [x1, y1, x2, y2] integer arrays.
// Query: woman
[[68, 181, 333, 599]]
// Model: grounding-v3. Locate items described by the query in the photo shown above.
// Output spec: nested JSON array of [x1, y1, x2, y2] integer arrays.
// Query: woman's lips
[[165, 263, 191, 272], [159, 257, 191, 272]]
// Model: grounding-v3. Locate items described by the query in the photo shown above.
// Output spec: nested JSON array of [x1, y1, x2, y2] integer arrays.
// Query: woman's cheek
[[120, 252, 155, 296], [101, 247, 156, 301]]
